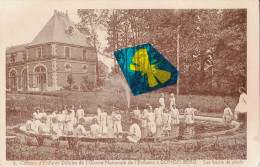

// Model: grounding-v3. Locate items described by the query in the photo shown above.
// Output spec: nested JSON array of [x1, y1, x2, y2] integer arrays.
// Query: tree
[[77, 9, 108, 51], [80, 9, 246, 95]]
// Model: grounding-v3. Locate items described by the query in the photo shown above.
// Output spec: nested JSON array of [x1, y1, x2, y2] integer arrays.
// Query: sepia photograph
[[1, 0, 259, 165]]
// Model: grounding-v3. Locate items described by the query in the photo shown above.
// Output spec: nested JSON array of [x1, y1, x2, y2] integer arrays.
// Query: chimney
[[66, 10, 68, 17], [54, 10, 57, 15]]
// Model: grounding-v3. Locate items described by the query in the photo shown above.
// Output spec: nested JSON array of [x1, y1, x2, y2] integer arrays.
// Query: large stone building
[[6, 10, 97, 91]]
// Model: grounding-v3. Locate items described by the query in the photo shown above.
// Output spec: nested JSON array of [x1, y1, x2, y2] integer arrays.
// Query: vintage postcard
[[0, 0, 259, 166]]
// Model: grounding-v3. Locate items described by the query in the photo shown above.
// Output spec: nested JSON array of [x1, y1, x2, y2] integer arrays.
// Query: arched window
[[35, 66, 46, 73], [22, 69, 27, 91], [10, 70, 17, 90]]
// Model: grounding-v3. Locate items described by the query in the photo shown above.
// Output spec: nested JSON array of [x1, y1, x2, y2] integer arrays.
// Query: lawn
[[6, 89, 238, 127], [6, 128, 246, 160]]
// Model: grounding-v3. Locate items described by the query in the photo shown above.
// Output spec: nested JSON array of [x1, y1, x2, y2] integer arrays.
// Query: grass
[[6, 130, 246, 160], [6, 89, 238, 127]]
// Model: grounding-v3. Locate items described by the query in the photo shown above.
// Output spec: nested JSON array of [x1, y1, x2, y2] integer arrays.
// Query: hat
[[170, 93, 174, 97]]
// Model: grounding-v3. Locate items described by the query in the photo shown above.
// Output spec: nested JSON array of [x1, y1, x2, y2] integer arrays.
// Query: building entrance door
[[34, 66, 47, 91]]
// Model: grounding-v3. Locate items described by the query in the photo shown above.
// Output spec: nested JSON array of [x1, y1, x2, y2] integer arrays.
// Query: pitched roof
[[6, 43, 29, 54], [28, 10, 92, 47]]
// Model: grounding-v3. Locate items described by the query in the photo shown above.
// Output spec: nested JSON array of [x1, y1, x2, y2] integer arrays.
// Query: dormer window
[[83, 49, 87, 59], [36, 47, 42, 58], [65, 26, 74, 36], [65, 46, 71, 57]]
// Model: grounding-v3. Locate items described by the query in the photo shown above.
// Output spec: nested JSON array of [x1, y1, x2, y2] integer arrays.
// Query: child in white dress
[[154, 107, 163, 127], [159, 93, 165, 110], [162, 108, 172, 134], [50, 117, 62, 140], [99, 109, 108, 135], [76, 118, 88, 136], [127, 117, 141, 143], [141, 108, 149, 128], [76, 105, 85, 123], [64, 110, 75, 136], [223, 101, 233, 126], [90, 118, 102, 138], [132, 104, 141, 119], [57, 110, 65, 132], [184, 103, 196, 124], [170, 104, 180, 125], [147, 106, 156, 135], [169, 93, 176, 108], [113, 110, 122, 136], [38, 116, 50, 135]]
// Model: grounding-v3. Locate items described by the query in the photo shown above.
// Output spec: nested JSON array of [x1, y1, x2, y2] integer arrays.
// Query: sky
[[1, 1, 108, 49]]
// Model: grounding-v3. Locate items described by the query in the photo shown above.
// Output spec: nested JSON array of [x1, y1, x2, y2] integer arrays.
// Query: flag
[[114, 43, 178, 96]]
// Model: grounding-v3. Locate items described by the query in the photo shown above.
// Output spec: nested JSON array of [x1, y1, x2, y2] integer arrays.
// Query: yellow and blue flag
[[114, 43, 178, 96]]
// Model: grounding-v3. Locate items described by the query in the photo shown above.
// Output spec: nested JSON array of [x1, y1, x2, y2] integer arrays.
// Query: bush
[[72, 85, 78, 91], [81, 76, 95, 92]]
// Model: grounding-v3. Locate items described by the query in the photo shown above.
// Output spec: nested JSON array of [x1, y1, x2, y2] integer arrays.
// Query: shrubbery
[[80, 75, 95, 92]]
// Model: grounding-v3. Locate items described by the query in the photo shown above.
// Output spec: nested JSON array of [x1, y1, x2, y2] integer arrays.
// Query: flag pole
[[177, 25, 180, 96]]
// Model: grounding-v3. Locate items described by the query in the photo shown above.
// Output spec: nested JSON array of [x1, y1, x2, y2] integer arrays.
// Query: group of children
[[130, 93, 198, 138], [20, 89, 245, 143], [20, 104, 99, 139]]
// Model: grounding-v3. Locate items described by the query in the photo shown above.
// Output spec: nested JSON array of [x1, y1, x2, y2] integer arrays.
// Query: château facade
[[6, 10, 97, 91]]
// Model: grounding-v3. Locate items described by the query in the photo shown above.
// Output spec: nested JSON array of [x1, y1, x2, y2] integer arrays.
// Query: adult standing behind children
[[234, 87, 247, 121]]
